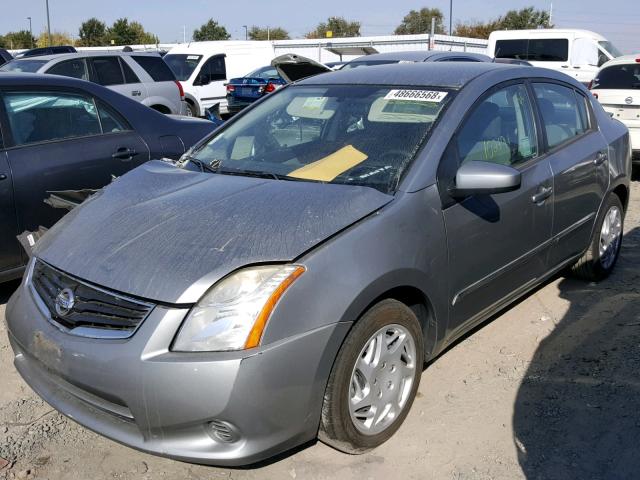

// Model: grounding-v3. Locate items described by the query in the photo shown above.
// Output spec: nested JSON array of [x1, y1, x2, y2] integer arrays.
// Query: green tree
[[0, 35, 5, 48], [394, 8, 445, 35], [78, 18, 107, 46], [306, 16, 360, 39], [106, 18, 157, 45], [37, 31, 74, 47], [3, 30, 36, 49], [248, 26, 289, 40], [192, 19, 230, 41], [500, 6, 553, 29], [454, 19, 502, 39]]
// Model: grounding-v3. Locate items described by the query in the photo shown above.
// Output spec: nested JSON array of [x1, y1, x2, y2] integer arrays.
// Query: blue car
[[226, 66, 286, 115]]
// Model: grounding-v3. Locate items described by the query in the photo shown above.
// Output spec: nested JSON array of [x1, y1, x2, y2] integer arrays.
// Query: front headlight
[[172, 265, 305, 352]]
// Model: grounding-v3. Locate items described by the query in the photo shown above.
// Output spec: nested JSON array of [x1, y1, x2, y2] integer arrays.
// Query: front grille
[[30, 259, 154, 338]]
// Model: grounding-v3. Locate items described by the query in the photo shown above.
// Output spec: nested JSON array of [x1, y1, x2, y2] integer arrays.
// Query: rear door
[[130, 55, 181, 114], [1, 87, 149, 234], [532, 82, 609, 265], [89, 56, 148, 104]]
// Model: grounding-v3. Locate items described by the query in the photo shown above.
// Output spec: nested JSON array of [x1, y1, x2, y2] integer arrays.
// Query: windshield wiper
[[216, 167, 325, 183], [184, 156, 219, 174]]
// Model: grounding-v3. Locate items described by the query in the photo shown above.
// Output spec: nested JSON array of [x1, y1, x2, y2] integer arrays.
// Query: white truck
[[488, 29, 623, 84], [164, 41, 276, 116]]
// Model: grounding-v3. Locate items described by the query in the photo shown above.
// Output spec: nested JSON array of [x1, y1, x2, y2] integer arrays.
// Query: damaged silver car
[[6, 62, 630, 466]]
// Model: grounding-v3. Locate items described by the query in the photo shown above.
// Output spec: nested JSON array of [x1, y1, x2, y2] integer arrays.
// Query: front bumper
[[5, 280, 348, 466], [630, 127, 640, 164]]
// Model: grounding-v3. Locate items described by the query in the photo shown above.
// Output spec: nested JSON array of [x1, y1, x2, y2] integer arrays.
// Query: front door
[[439, 83, 554, 336], [194, 54, 227, 111], [0, 148, 22, 275], [1, 88, 149, 236]]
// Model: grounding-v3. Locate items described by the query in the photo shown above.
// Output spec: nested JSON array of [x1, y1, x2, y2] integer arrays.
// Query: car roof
[[297, 62, 517, 89], [600, 54, 640, 68], [347, 50, 491, 63], [7, 51, 162, 63]]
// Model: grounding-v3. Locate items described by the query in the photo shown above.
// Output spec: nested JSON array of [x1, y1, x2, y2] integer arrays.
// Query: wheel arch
[[612, 183, 629, 212]]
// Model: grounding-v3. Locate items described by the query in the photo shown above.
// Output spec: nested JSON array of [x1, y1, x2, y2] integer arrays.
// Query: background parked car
[[226, 65, 286, 115], [0, 48, 12, 67], [164, 41, 276, 116], [340, 50, 492, 70], [0, 51, 187, 115], [590, 54, 640, 169], [0, 73, 216, 282], [14, 45, 77, 58]]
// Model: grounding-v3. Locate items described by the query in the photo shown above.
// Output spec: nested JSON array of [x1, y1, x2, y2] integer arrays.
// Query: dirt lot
[[1, 179, 639, 480]]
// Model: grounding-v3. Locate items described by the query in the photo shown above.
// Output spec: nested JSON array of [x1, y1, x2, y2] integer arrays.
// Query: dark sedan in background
[[0, 73, 216, 282], [341, 50, 492, 69], [226, 65, 286, 115]]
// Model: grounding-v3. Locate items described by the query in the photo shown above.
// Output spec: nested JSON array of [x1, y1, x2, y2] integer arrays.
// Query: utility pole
[[45, 0, 52, 46], [549, 2, 553, 25], [242, 25, 248, 40], [183, 25, 186, 43], [27, 17, 33, 47], [449, 0, 453, 36], [267, 26, 270, 41]]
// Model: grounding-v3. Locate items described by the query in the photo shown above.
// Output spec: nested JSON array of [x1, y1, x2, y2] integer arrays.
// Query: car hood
[[35, 161, 393, 304]]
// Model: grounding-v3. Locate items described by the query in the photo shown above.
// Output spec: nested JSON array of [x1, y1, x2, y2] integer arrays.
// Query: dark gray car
[[341, 50, 492, 70], [5, 63, 630, 466]]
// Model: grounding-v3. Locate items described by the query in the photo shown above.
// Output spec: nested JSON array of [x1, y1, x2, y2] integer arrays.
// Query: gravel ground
[[1, 178, 639, 480]]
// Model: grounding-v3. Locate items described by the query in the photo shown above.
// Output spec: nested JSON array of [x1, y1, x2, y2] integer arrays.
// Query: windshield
[[598, 41, 623, 59], [164, 54, 202, 81], [190, 85, 453, 193], [0, 59, 47, 73], [341, 60, 401, 70], [592, 64, 640, 90]]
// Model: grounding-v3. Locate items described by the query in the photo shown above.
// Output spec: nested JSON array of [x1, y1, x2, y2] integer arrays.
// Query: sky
[[2, 0, 640, 53]]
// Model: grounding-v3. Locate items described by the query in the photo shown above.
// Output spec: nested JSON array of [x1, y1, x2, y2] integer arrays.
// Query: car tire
[[570, 193, 624, 281], [319, 299, 424, 454], [186, 102, 198, 117]]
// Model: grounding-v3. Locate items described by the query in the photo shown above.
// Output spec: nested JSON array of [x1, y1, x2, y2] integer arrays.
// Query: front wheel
[[319, 299, 424, 454], [570, 193, 624, 281]]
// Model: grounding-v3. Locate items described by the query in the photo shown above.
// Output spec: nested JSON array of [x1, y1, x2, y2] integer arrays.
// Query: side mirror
[[450, 161, 521, 197], [196, 74, 210, 86]]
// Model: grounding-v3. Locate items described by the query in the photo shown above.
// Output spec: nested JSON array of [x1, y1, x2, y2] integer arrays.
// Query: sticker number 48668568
[[384, 89, 448, 102]]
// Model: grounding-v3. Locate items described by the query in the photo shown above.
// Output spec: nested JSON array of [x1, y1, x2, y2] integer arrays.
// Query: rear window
[[132, 55, 176, 82], [592, 64, 640, 90], [495, 39, 569, 62], [0, 59, 47, 73]]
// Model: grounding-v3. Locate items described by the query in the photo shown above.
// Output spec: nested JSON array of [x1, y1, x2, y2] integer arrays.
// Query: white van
[[488, 29, 622, 84], [165, 41, 276, 116]]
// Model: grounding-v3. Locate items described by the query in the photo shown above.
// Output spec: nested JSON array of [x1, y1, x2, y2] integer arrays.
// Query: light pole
[[449, 0, 453, 36], [242, 25, 248, 40], [45, 0, 51, 46], [27, 17, 33, 47]]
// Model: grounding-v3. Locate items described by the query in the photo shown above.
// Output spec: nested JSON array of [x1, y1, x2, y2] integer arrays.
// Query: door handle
[[532, 186, 553, 204], [594, 151, 608, 166], [0, 173, 7, 181], [112, 147, 138, 161]]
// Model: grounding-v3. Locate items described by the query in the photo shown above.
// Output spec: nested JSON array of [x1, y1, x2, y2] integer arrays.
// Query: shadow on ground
[[0, 280, 19, 304], [514, 226, 640, 480]]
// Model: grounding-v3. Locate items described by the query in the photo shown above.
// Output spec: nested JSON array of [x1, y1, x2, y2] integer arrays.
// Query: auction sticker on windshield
[[384, 90, 448, 102]]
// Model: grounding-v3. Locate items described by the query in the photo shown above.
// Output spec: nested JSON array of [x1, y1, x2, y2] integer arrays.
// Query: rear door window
[[2, 91, 102, 146], [46, 59, 89, 80], [533, 83, 589, 149], [90, 57, 125, 86], [132, 56, 176, 81], [119, 58, 140, 84]]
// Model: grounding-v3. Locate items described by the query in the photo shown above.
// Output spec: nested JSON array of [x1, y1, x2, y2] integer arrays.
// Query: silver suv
[[0, 52, 187, 115]]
